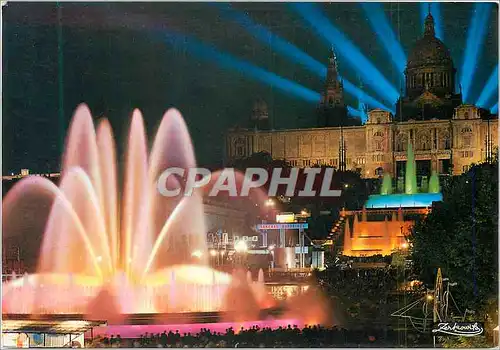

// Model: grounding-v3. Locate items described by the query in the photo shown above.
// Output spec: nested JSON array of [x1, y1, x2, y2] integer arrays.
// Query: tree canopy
[[410, 161, 498, 312]]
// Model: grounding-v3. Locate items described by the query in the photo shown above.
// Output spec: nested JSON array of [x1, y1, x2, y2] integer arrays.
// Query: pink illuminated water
[[2, 104, 268, 318]]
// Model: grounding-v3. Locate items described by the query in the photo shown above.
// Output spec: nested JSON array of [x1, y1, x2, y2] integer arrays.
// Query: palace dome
[[407, 12, 454, 70], [407, 32, 453, 69]]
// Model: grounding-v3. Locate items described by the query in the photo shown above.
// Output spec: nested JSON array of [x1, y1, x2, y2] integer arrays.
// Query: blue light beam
[[475, 65, 498, 108], [347, 106, 364, 120], [291, 3, 399, 106], [420, 2, 444, 41], [215, 3, 325, 77], [342, 79, 394, 113], [461, 3, 493, 103], [491, 103, 498, 115], [215, 4, 392, 112], [358, 101, 368, 123], [163, 31, 321, 103], [360, 3, 406, 76]]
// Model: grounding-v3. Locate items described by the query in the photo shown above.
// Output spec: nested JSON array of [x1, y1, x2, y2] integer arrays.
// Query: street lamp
[[265, 198, 275, 207], [234, 240, 248, 253], [191, 250, 203, 259]]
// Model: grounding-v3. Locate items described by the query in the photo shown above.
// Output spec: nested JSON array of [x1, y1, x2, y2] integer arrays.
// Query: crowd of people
[[88, 324, 425, 348]]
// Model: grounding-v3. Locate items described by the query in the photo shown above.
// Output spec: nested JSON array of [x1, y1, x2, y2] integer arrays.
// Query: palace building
[[225, 12, 498, 178]]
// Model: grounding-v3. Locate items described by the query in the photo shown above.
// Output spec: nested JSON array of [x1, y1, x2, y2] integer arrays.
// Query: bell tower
[[320, 48, 345, 109], [317, 48, 353, 127], [251, 98, 270, 130]]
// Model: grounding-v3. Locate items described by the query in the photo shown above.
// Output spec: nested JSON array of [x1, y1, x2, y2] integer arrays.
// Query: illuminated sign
[[257, 223, 308, 230], [276, 213, 295, 223], [432, 322, 484, 337], [234, 235, 259, 242], [294, 247, 309, 254], [247, 249, 270, 254]]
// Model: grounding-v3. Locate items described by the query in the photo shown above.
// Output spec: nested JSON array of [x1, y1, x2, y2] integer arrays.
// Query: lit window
[[463, 135, 472, 148]]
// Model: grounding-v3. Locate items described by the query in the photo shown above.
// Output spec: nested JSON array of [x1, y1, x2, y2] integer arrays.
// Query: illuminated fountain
[[343, 142, 444, 256], [1, 104, 267, 319], [380, 173, 392, 195], [365, 141, 443, 209], [428, 170, 441, 193]]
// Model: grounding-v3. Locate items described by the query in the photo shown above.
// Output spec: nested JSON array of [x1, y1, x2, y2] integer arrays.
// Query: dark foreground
[[88, 324, 434, 348]]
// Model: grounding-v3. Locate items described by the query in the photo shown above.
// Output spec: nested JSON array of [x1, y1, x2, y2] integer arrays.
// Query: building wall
[[227, 106, 498, 178], [203, 198, 248, 243]]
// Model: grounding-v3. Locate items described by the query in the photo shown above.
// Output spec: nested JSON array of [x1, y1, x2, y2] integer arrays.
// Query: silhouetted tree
[[410, 161, 498, 312]]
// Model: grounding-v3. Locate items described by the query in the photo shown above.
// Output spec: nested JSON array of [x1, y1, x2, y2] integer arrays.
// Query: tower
[[317, 49, 354, 127], [321, 48, 344, 108], [251, 98, 270, 130]]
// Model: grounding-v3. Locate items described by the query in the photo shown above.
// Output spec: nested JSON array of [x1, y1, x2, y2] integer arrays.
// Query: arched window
[[462, 135, 472, 148], [419, 136, 431, 150], [464, 112, 469, 119], [376, 118, 381, 124], [375, 140, 383, 151], [328, 97, 334, 105], [375, 167, 384, 177], [235, 139, 245, 157], [440, 132, 451, 150], [461, 127, 472, 148], [396, 135, 408, 152]]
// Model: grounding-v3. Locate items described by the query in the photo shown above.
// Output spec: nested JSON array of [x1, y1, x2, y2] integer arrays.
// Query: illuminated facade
[[226, 12, 498, 178]]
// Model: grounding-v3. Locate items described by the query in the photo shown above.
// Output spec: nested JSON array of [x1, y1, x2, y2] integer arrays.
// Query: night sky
[[2, 2, 498, 174]]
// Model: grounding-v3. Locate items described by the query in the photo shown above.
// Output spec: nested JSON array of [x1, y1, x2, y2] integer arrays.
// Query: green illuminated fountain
[[380, 173, 393, 195], [428, 171, 441, 193], [420, 176, 428, 193], [367, 141, 443, 208], [405, 141, 418, 195]]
